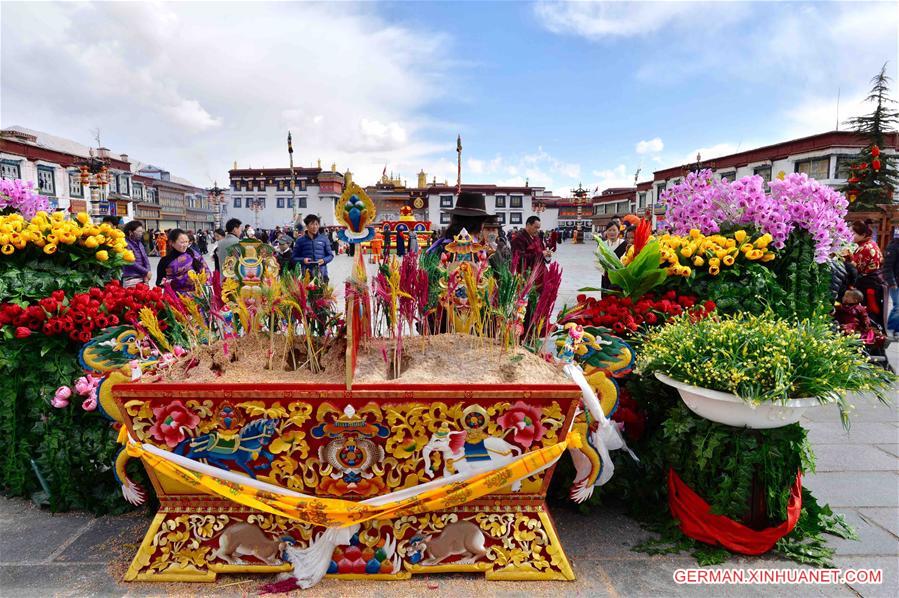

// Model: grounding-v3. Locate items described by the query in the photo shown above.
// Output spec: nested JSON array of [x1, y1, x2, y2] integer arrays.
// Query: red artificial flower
[[645, 312, 658, 325], [497, 401, 545, 449], [38, 297, 58, 313], [871, 145, 881, 158], [703, 300, 716, 312], [148, 401, 200, 448], [633, 218, 651, 256], [872, 159, 881, 171], [51, 290, 66, 302], [14, 327, 31, 339]]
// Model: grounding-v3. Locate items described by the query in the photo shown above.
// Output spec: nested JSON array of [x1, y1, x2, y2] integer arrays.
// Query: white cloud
[[459, 147, 581, 190], [0, 2, 454, 186], [532, 0, 735, 39], [635, 137, 664, 154], [782, 91, 870, 139], [591, 164, 634, 191], [681, 143, 741, 164]]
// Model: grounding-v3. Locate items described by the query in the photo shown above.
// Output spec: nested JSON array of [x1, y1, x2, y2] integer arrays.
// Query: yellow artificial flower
[[95, 250, 109, 262], [761, 252, 776, 262], [76, 212, 90, 225], [95, 234, 106, 244], [715, 249, 728, 260], [709, 257, 721, 268], [746, 249, 764, 260], [741, 243, 754, 253], [723, 255, 735, 267], [679, 266, 692, 277], [1, 244, 13, 255], [680, 246, 694, 258], [709, 265, 720, 276], [754, 233, 772, 248], [725, 239, 736, 249], [693, 256, 705, 267], [59, 233, 77, 245], [43, 243, 57, 255], [83, 236, 99, 249], [122, 249, 135, 263], [51, 211, 65, 222], [689, 229, 701, 239]]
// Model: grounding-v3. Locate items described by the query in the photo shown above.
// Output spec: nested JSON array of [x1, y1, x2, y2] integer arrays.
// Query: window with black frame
[[753, 165, 772, 182], [510, 212, 522, 224], [510, 195, 523, 208], [1, 160, 21, 180], [37, 165, 55, 195], [68, 171, 83, 197], [440, 195, 453, 207], [495, 194, 506, 208], [794, 157, 830, 180]]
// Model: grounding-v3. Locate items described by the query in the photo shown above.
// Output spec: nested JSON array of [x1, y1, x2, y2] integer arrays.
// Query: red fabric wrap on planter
[[667, 468, 802, 555]]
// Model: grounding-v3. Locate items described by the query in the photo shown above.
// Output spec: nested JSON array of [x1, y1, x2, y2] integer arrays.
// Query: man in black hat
[[426, 191, 495, 257]]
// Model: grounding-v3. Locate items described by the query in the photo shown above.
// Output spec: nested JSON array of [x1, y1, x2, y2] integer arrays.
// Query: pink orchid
[[173, 345, 187, 357]]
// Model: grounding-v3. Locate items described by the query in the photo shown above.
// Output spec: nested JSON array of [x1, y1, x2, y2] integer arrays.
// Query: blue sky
[[2, 1, 896, 193]]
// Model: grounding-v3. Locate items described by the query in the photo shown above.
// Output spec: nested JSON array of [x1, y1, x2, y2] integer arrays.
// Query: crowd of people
[[110, 205, 899, 342]]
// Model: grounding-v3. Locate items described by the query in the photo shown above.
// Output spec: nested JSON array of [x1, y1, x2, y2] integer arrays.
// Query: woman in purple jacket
[[121, 220, 152, 288], [156, 228, 211, 294]]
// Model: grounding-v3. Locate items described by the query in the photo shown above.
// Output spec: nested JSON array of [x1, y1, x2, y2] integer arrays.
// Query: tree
[[842, 63, 899, 211]]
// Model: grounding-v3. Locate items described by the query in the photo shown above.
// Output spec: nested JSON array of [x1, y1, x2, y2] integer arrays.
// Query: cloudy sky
[[2, 1, 896, 192]]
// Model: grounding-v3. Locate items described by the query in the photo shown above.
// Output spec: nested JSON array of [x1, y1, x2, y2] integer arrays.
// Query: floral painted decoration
[[497, 401, 545, 449], [148, 401, 200, 448]]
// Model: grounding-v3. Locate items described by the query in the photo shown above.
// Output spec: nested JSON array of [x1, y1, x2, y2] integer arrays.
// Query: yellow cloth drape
[[128, 432, 580, 528]]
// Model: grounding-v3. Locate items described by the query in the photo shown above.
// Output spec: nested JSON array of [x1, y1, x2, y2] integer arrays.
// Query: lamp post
[[288, 132, 297, 225], [78, 150, 110, 218], [571, 182, 589, 243], [207, 182, 225, 229], [249, 198, 263, 229]]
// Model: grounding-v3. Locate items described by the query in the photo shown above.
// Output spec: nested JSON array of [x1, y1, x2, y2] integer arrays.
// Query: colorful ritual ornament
[[222, 239, 280, 299], [336, 182, 378, 244], [443, 227, 486, 262]]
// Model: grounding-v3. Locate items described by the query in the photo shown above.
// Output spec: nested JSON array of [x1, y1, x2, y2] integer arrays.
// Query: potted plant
[[639, 312, 894, 429]]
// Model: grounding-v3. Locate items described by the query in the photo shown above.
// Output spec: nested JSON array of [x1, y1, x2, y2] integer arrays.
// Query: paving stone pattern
[[2, 242, 897, 596]]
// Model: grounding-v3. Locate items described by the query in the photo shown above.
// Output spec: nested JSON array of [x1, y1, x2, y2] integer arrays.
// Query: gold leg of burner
[[485, 508, 575, 581], [124, 511, 218, 582]]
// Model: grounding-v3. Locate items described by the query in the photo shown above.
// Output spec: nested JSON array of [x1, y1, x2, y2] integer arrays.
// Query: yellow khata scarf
[[127, 432, 581, 528]]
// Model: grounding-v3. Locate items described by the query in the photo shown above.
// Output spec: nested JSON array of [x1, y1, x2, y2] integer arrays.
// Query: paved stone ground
[[2, 242, 897, 597]]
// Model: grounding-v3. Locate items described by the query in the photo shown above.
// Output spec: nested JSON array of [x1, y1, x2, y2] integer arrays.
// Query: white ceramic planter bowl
[[655, 373, 822, 429]]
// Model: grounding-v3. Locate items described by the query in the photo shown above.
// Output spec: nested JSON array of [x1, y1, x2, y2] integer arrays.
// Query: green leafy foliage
[[639, 312, 895, 415], [772, 232, 832, 321], [594, 236, 668, 298], [672, 261, 787, 316], [0, 260, 116, 304], [0, 335, 137, 512]]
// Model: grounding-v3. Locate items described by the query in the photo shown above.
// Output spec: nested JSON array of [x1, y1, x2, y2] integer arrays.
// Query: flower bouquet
[[639, 312, 895, 427]]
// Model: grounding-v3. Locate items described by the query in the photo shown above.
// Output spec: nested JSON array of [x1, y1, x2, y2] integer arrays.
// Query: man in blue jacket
[[291, 214, 334, 282]]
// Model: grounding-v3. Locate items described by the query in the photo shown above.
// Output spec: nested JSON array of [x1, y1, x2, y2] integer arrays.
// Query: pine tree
[[842, 63, 899, 211]]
